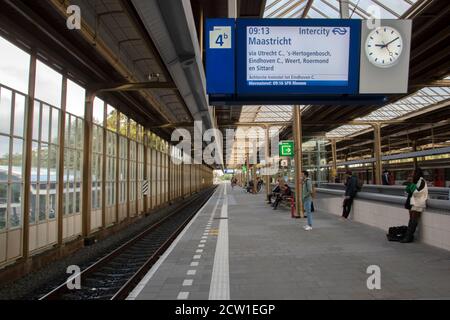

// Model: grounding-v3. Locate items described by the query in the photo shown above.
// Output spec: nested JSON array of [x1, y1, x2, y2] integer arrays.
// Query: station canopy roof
[[263, 0, 420, 19], [235, 0, 429, 131], [326, 80, 450, 138], [221, 0, 449, 167]]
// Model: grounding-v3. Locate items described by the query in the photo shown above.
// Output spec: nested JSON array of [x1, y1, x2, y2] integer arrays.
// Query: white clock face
[[365, 26, 403, 68]]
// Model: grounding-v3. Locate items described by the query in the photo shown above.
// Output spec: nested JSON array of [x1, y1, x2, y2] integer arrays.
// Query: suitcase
[[386, 226, 408, 242]]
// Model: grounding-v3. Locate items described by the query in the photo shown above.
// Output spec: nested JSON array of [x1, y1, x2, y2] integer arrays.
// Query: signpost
[[279, 141, 294, 157]]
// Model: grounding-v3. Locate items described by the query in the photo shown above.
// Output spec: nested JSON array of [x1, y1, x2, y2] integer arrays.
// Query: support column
[[264, 126, 271, 198], [199, 7, 204, 61], [22, 49, 37, 259], [126, 122, 130, 219], [372, 123, 382, 185], [331, 139, 337, 183], [57, 75, 67, 245], [339, 0, 350, 18], [143, 132, 148, 213], [412, 140, 418, 168], [168, 151, 171, 203], [228, 0, 237, 18], [246, 154, 250, 186], [316, 139, 321, 184], [293, 105, 303, 218], [101, 101, 107, 227], [82, 91, 95, 237], [252, 165, 257, 194]]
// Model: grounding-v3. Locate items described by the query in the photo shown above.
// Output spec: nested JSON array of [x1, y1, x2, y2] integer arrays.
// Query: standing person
[[302, 171, 313, 231], [382, 170, 390, 185], [401, 167, 428, 243], [341, 170, 358, 219]]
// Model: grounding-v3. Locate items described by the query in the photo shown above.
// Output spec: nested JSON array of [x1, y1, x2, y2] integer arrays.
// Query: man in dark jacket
[[342, 170, 358, 219], [382, 170, 390, 185]]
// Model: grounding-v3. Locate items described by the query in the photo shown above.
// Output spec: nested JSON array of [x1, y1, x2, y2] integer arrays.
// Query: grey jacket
[[302, 178, 313, 201]]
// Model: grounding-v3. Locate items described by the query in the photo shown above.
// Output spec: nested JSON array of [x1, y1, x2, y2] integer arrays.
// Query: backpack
[[386, 226, 408, 242], [356, 178, 364, 192]]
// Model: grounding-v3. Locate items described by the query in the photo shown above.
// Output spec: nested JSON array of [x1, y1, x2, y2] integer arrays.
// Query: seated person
[[246, 180, 254, 193], [273, 184, 292, 210], [267, 179, 282, 204], [256, 178, 264, 192]]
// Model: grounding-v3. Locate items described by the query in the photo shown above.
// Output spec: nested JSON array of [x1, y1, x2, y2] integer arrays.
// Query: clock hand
[[385, 37, 400, 47], [386, 46, 392, 55]]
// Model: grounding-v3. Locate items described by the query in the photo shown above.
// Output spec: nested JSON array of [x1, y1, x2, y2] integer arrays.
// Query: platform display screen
[[236, 19, 361, 95]]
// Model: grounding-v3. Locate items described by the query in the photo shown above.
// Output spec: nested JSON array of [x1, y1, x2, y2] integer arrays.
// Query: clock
[[365, 26, 403, 68]]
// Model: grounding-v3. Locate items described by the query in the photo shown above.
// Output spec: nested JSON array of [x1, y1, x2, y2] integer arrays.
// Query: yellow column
[[293, 106, 304, 218], [372, 123, 383, 185]]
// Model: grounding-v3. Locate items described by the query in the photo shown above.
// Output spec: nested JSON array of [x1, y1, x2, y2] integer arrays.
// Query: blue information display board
[[204, 18, 390, 105], [205, 19, 235, 94], [236, 19, 361, 95]]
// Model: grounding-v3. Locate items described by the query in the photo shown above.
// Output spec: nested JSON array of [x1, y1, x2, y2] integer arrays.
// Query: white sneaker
[[304, 226, 312, 231], [303, 225, 309, 230]]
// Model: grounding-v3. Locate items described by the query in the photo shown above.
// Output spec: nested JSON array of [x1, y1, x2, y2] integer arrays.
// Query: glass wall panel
[[66, 80, 85, 118], [130, 141, 136, 203], [13, 94, 26, 137], [119, 113, 128, 137], [31, 100, 59, 225], [63, 113, 83, 217], [106, 105, 117, 132], [137, 139, 144, 211], [35, 60, 62, 107], [92, 124, 103, 210], [0, 36, 30, 94], [106, 130, 117, 208], [0, 36, 28, 254], [93, 98, 104, 126], [118, 136, 128, 205], [0, 88, 12, 135], [0, 84, 25, 236]]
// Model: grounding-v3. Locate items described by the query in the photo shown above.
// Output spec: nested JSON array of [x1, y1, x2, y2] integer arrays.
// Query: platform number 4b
[[210, 27, 232, 49]]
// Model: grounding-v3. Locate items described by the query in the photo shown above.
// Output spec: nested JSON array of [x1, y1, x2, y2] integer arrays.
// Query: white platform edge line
[[126, 185, 223, 300], [209, 184, 230, 300]]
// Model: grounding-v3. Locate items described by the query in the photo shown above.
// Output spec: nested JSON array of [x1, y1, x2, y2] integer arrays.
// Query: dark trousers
[[403, 210, 421, 241], [342, 197, 354, 218], [273, 196, 282, 209], [267, 192, 280, 203]]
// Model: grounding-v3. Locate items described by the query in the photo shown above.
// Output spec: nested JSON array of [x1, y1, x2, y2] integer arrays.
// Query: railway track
[[39, 187, 216, 300]]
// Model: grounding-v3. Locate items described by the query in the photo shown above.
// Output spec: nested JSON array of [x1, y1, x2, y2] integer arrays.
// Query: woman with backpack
[[401, 167, 428, 243]]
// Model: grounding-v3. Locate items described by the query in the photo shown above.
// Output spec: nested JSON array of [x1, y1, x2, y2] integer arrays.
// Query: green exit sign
[[279, 141, 294, 157]]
